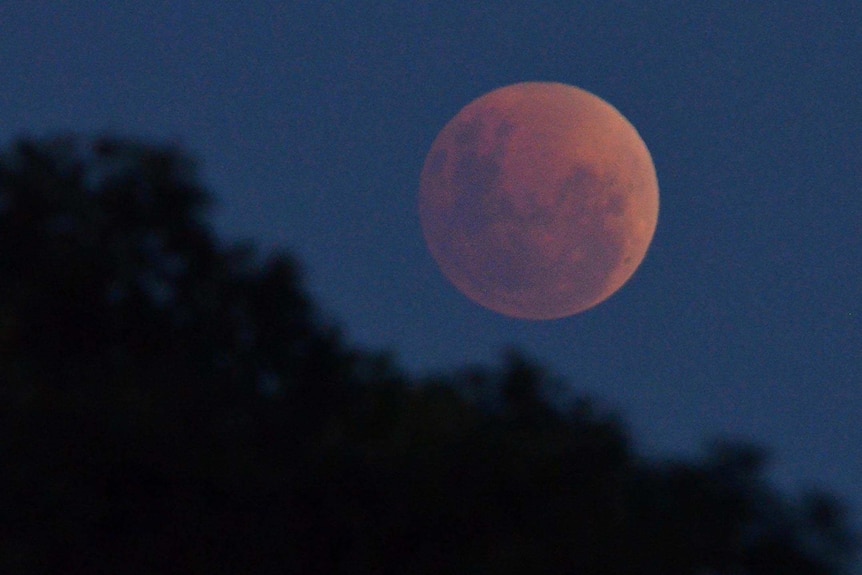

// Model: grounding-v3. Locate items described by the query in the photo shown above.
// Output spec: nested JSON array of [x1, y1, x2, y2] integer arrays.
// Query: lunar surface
[[419, 82, 659, 320]]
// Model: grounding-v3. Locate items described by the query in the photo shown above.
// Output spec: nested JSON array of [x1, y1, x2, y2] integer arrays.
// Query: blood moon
[[418, 82, 659, 320]]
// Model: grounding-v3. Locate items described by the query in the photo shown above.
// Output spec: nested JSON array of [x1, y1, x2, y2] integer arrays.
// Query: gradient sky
[[2, 1, 860, 540]]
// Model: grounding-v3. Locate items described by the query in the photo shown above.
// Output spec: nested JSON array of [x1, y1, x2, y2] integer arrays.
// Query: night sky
[[3, 1, 860, 539]]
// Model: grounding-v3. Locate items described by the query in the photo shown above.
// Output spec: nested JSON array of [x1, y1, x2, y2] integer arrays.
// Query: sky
[[2, 0, 860, 541]]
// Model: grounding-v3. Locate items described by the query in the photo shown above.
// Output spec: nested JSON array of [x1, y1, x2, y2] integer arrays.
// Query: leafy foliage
[[0, 136, 857, 573]]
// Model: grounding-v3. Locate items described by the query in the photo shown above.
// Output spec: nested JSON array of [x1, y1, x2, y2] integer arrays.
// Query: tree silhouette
[[0, 136, 857, 573]]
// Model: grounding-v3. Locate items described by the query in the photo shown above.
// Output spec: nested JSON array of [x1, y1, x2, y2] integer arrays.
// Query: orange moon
[[419, 82, 659, 320]]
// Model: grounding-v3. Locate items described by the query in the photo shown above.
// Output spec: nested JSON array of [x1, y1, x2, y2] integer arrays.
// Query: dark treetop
[[0, 136, 857, 574]]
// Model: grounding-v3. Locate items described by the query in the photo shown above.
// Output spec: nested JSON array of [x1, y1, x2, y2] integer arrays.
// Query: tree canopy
[[0, 136, 857, 574]]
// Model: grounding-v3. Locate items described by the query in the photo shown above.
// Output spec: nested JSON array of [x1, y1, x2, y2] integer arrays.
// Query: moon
[[418, 82, 659, 320]]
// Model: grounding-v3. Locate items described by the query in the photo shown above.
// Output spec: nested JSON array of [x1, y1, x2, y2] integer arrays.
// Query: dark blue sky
[[3, 1, 860, 539]]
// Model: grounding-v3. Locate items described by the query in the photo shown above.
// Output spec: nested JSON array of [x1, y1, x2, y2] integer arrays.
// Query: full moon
[[419, 82, 659, 320]]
